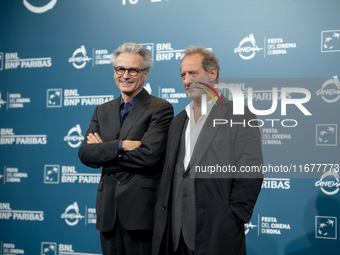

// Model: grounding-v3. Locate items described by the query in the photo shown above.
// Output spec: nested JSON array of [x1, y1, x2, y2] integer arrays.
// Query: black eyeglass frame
[[114, 66, 146, 76]]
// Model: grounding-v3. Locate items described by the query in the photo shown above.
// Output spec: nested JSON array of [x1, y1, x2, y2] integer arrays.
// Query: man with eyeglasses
[[79, 42, 173, 255]]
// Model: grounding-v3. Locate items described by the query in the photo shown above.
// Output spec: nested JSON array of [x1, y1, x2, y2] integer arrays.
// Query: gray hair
[[182, 45, 220, 82], [111, 42, 153, 71]]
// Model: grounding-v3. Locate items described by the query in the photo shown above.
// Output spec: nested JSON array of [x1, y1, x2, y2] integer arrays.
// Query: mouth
[[186, 86, 198, 91], [120, 79, 134, 86]]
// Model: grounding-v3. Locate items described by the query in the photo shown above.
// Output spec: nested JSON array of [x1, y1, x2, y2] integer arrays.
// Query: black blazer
[[152, 95, 263, 255], [79, 88, 173, 232]]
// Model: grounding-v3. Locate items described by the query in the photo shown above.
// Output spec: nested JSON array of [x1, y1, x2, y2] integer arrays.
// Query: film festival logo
[[23, 0, 57, 14], [0, 92, 7, 109], [321, 30, 340, 52], [68, 45, 92, 69], [316, 76, 340, 103], [244, 222, 257, 235], [0, 52, 3, 70], [41, 242, 57, 255], [122, 0, 168, 5], [1, 244, 25, 255], [243, 215, 291, 236], [46, 89, 62, 108], [315, 216, 337, 239], [64, 124, 84, 148], [234, 34, 263, 60], [316, 124, 337, 146], [44, 165, 60, 184], [61, 202, 85, 226], [315, 169, 340, 196]]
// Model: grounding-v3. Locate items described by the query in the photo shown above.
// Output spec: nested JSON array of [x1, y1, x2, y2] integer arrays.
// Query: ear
[[143, 69, 149, 81], [209, 67, 217, 82]]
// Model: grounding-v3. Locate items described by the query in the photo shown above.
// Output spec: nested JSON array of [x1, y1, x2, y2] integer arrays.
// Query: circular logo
[[23, 0, 57, 14], [61, 202, 84, 226], [316, 77, 340, 103], [63, 124, 84, 148], [68, 46, 92, 69], [315, 170, 340, 195], [234, 34, 263, 60]]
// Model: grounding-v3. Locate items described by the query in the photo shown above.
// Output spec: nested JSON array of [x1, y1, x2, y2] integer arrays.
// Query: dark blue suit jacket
[[79, 88, 173, 232]]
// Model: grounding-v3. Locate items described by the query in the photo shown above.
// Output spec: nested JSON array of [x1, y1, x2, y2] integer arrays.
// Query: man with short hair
[[152, 46, 263, 255], [79, 42, 173, 255]]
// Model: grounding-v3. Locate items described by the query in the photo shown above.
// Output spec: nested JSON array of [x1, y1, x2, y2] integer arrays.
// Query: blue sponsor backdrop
[[1, 0, 340, 254]]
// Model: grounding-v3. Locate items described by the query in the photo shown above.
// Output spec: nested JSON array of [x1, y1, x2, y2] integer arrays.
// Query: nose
[[183, 74, 191, 87], [122, 69, 131, 78]]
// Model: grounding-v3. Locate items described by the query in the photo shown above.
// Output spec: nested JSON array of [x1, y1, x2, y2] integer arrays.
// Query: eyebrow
[[115, 66, 140, 69], [180, 70, 198, 75]]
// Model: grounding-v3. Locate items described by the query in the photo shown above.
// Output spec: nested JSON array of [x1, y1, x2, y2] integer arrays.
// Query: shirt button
[[117, 181, 121, 185], [162, 204, 166, 210], [118, 155, 122, 158]]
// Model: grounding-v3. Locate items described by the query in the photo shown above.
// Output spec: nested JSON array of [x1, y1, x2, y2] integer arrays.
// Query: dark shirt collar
[[120, 89, 143, 107]]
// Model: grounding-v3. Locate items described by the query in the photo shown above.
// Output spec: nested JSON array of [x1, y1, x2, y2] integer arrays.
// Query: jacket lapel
[[119, 89, 149, 139], [167, 111, 188, 171], [108, 98, 121, 140]]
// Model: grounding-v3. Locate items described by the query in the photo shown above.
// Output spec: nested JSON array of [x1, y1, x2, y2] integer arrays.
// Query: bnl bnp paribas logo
[[140, 43, 154, 60], [46, 88, 114, 107], [0, 52, 52, 70], [321, 29, 340, 52], [41, 242, 57, 255], [41, 243, 101, 255], [0, 128, 47, 145], [316, 124, 337, 146], [44, 164, 101, 184], [315, 216, 337, 239], [40, 242, 101, 255], [23, 0, 57, 14], [140, 42, 212, 61], [64, 124, 84, 148]]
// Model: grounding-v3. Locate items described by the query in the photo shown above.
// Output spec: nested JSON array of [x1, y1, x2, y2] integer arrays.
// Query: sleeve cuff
[[118, 138, 124, 153]]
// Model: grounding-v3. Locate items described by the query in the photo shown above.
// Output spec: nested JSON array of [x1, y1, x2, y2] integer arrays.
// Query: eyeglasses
[[114, 67, 146, 76]]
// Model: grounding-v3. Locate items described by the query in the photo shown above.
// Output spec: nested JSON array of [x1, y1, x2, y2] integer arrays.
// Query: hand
[[122, 140, 141, 151], [87, 132, 103, 144]]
